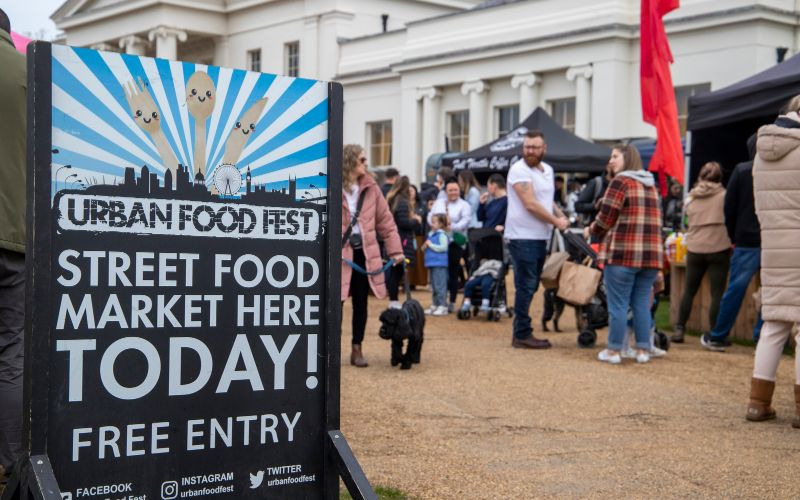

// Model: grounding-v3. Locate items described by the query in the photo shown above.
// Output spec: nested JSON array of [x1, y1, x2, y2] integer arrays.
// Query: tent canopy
[[441, 107, 611, 174], [686, 53, 800, 185], [688, 52, 800, 131]]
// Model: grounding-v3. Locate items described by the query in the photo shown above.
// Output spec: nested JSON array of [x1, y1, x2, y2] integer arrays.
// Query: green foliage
[[340, 485, 409, 500]]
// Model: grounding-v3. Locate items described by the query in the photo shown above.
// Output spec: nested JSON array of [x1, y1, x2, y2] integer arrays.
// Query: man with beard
[[506, 131, 569, 349]]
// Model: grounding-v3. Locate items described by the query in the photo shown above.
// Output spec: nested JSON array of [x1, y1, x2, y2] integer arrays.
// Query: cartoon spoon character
[[221, 97, 268, 166], [185, 71, 216, 178], [123, 77, 178, 175]]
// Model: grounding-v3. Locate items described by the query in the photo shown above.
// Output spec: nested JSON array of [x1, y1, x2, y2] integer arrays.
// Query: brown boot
[[793, 385, 800, 429], [746, 378, 777, 422], [350, 344, 368, 367]]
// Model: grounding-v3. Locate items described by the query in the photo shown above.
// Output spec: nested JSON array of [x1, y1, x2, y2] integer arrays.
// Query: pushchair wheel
[[655, 330, 670, 351], [493, 310, 502, 321], [577, 329, 597, 349], [457, 309, 470, 320]]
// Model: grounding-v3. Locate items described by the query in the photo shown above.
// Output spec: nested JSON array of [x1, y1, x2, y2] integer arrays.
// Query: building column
[[317, 12, 352, 81], [416, 86, 442, 178], [566, 64, 594, 138], [118, 35, 148, 56], [213, 36, 229, 68], [301, 16, 319, 78], [148, 27, 187, 60], [461, 80, 490, 148], [90, 42, 115, 52], [510, 72, 540, 118]]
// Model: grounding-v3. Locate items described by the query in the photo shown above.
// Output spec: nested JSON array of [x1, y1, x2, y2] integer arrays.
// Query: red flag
[[641, 0, 683, 194]]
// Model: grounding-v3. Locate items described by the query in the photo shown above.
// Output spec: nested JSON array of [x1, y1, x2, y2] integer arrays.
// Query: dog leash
[[342, 258, 397, 276]]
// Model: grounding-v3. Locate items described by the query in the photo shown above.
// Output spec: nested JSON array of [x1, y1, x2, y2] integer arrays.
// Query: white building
[[53, 0, 800, 184]]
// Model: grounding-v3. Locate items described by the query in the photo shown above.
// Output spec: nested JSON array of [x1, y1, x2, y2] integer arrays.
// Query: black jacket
[[391, 198, 420, 261], [724, 134, 760, 248], [574, 175, 607, 217]]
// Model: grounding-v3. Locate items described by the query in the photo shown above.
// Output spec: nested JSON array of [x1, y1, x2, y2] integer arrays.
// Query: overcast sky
[[1, 0, 63, 39]]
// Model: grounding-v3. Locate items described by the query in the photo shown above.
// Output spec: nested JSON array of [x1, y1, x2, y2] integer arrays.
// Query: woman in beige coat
[[672, 162, 731, 343], [748, 104, 800, 428]]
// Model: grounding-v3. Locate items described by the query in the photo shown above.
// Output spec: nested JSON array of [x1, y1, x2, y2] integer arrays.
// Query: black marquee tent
[[687, 52, 800, 185], [441, 107, 611, 175]]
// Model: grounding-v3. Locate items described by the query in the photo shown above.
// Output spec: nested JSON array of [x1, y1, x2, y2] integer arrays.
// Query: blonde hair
[[343, 144, 364, 191], [784, 95, 800, 114]]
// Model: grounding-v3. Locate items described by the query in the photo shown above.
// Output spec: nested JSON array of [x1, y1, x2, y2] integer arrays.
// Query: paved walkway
[[340, 280, 798, 499]]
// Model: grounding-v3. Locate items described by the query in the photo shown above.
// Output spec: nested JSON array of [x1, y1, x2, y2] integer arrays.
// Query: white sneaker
[[636, 352, 650, 364], [432, 305, 449, 316], [424, 306, 437, 315], [649, 346, 667, 358], [597, 349, 622, 365], [621, 347, 637, 359]]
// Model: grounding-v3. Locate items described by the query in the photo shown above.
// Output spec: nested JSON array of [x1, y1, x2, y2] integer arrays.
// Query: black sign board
[[19, 41, 353, 499]]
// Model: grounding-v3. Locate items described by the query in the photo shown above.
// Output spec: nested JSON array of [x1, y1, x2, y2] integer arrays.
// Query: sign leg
[[327, 431, 377, 500], [0, 456, 61, 500]]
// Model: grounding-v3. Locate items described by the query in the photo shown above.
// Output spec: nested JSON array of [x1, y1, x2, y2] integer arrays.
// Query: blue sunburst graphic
[[50, 45, 329, 202]]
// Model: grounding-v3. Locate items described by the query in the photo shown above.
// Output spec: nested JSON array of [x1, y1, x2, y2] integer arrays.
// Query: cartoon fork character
[[221, 98, 269, 166], [185, 71, 216, 178], [123, 77, 178, 175]]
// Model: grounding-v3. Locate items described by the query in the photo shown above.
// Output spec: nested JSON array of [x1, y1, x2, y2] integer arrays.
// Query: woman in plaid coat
[[588, 144, 664, 364]]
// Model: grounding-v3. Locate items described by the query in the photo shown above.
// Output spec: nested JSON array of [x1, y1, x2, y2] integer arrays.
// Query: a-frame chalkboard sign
[[2, 41, 375, 500]]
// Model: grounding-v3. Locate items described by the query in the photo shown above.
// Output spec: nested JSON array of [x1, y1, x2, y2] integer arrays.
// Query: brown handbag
[[541, 252, 570, 289], [556, 260, 601, 306]]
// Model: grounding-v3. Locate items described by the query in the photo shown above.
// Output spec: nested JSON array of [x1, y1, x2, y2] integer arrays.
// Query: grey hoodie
[[615, 170, 656, 187]]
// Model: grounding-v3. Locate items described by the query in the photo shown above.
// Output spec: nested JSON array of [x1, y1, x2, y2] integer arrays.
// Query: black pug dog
[[541, 288, 566, 332], [379, 301, 425, 369]]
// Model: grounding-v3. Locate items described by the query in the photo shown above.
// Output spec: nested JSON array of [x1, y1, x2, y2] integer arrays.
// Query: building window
[[675, 83, 711, 136], [549, 98, 576, 133], [247, 49, 261, 72], [448, 110, 470, 153], [368, 120, 392, 167], [284, 41, 299, 77], [497, 105, 520, 137]]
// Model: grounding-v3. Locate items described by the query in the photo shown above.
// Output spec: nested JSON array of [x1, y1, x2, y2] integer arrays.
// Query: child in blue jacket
[[422, 213, 449, 316]]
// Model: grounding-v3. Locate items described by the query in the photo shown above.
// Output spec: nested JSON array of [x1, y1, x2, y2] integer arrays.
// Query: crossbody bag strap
[[342, 186, 369, 248]]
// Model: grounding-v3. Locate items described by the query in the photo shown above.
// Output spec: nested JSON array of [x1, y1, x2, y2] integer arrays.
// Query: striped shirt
[[591, 176, 663, 269]]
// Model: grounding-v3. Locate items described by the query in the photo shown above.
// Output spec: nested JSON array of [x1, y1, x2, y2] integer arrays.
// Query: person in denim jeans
[[588, 144, 663, 364], [701, 135, 763, 351], [505, 131, 569, 349]]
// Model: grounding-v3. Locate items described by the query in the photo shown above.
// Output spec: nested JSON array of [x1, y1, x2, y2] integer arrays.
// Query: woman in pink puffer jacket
[[341, 144, 403, 367]]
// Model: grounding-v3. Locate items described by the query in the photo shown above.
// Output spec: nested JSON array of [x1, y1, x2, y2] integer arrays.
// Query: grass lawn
[[341, 485, 409, 500]]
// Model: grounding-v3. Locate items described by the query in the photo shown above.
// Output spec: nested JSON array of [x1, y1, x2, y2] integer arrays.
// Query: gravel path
[[340, 280, 798, 499]]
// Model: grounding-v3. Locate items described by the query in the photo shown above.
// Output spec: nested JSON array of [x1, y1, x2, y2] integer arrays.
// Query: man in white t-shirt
[[506, 130, 569, 349]]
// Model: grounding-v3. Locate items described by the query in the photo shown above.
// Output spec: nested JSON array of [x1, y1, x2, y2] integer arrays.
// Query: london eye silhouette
[[213, 163, 242, 196]]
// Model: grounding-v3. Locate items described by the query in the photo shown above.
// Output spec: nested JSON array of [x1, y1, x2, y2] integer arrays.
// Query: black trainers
[[670, 325, 685, 343], [701, 332, 731, 352]]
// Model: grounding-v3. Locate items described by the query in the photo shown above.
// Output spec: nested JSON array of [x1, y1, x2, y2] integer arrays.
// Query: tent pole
[[683, 130, 692, 199]]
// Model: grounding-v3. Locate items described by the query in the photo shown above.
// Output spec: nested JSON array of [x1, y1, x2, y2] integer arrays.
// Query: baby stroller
[[558, 230, 608, 348], [456, 228, 512, 322], [559, 230, 670, 350]]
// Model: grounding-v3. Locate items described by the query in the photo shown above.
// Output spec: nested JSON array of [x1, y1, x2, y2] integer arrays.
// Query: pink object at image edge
[[11, 31, 31, 53]]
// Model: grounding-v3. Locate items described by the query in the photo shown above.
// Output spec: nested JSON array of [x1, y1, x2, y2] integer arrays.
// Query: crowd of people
[[341, 111, 800, 429], [2, 4, 800, 487]]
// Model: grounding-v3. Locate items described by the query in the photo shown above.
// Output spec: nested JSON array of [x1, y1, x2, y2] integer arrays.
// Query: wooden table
[[669, 260, 759, 342]]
